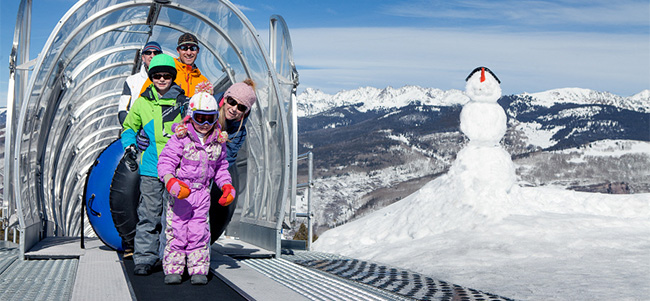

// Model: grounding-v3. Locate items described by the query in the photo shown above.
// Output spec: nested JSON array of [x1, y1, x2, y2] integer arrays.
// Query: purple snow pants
[[163, 185, 211, 276]]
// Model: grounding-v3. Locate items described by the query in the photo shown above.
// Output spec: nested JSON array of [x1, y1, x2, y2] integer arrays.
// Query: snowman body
[[448, 67, 517, 216]]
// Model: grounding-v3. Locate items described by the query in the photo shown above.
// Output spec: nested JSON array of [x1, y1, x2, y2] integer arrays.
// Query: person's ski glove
[[165, 177, 191, 199], [219, 184, 236, 206], [136, 129, 150, 150], [125, 144, 138, 158]]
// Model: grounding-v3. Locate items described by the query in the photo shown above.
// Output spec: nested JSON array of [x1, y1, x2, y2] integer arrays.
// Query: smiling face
[[141, 50, 160, 69], [152, 72, 173, 94], [223, 96, 247, 120], [177, 44, 199, 65]]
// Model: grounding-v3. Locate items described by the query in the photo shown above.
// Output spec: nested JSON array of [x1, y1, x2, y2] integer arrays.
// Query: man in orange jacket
[[139, 32, 209, 98]]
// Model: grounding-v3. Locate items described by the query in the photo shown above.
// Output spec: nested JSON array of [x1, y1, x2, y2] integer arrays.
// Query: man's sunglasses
[[152, 73, 172, 80], [178, 45, 199, 51], [226, 97, 248, 113], [142, 50, 161, 56], [192, 112, 217, 125]]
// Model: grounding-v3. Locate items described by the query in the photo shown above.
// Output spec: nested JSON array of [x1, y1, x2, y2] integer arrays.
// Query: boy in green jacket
[[121, 53, 188, 275]]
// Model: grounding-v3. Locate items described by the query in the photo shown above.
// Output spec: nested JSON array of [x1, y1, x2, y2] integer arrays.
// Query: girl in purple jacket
[[157, 87, 235, 285]]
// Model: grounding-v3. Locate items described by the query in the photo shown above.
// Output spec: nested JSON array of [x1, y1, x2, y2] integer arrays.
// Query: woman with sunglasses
[[209, 78, 257, 243], [157, 90, 234, 285], [121, 53, 189, 276]]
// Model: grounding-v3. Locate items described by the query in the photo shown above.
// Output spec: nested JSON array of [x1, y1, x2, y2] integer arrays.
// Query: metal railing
[[292, 151, 314, 250]]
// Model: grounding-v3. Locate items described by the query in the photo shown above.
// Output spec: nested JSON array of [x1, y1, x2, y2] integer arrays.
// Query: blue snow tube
[[84, 139, 128, 251]]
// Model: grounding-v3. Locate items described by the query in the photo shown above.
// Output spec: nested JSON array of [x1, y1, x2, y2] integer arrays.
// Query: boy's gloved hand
[[125, 144, 138, 157], [219, 184, 236, 206], [136, 129, 150, 150], [166, 178, 191, 199]]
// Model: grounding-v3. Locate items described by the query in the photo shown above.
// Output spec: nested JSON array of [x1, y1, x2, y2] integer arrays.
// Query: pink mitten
[[166, 178, 191, 199]]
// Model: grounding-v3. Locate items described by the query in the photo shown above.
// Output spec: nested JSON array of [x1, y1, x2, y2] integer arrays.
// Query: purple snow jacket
[[157, 122, 231, 190]]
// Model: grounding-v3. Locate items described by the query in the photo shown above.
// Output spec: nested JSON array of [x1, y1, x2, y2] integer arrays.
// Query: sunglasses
[[152, 73, 172, 80], [142, 50, 161, 56], [226, 97, 248, 112], [178, 45, 199, 51], [192, 112, 217, 125]]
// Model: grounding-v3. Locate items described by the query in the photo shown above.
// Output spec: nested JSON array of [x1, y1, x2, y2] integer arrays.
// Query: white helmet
[[188, 91, 218, 125], [189, 92, 218, 113]]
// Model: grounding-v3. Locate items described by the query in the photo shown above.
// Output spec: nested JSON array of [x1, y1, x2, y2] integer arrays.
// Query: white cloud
[[379, 1, 650, 27], [234, 4, 254, 12], [290, 27, 650, 96]]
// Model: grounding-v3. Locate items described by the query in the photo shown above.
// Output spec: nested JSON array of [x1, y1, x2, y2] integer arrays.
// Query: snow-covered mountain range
[[298, 86, 649, 117], [293, 86, 650, 236], [297, 86, 469, 116]]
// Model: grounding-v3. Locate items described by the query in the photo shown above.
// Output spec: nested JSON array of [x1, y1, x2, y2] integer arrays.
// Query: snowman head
[[465, 66, 502, 103]]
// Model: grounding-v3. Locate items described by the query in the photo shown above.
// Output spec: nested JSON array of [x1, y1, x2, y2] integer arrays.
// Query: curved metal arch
[[65, 21, 148, 79], [72, 132, 123, 179], [46, 78, 124, 198], [152, 21, 232, 75], [69, 45, 141, 81], [10, 0, 133, 224], [70, 61, 134, 90], [43, 92, 120, 180], [156, 3, 251, 76], [75, 74, 128, 102], [75, 130, 122, 163], [49, 98, 121, 192], [60, 2, 255, 86], [270, 15, 299, 87], [10, 0, 296, 256], [42, 3, 259, 180], [73, 102, 120, 124], [50, 113, 121, 202], [72, 91, 122, 120], [60, 131, 123, 223], [23, 1, 152, 107], [222, 8, 291, 232]]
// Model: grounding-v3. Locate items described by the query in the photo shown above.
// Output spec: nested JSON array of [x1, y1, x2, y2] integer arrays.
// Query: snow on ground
[[515, 121, 562, 149], [314, 77, 649, 300], [314, 161, 650, 300], [558, 140, 650, 157]]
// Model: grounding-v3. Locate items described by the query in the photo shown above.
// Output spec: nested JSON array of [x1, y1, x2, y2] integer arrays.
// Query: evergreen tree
[[293, 223, 318, 242]]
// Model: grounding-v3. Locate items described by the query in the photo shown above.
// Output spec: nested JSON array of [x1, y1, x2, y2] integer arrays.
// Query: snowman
[[461, 66, 506, 145], [446, 67, 517, 217]]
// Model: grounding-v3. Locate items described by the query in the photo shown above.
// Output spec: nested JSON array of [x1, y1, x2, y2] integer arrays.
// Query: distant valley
[[295, 86, 650, 235]]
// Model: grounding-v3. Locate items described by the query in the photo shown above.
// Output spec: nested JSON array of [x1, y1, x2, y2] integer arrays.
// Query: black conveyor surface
[[122, 256, 246, 301]]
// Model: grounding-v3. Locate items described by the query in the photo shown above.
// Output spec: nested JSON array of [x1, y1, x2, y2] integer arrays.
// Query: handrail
[[292, 151, 314, 250]]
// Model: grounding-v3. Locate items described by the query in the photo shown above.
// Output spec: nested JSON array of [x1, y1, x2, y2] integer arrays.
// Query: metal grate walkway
[[0, 243, 77, 301], [281, 250, 515, 301]]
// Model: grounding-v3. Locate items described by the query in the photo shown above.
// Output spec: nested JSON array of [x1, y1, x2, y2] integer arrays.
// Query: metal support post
[[295, 151, 314, 250]]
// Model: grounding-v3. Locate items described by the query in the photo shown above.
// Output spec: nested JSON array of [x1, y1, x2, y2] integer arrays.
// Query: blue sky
[[1, 0, 649, 107]]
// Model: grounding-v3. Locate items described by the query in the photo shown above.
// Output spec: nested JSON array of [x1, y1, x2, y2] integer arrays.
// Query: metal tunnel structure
[[3, 0, 300, 256]]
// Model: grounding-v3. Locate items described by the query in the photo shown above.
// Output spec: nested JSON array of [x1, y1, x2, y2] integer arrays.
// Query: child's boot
[[191, 274, 208, 285], [164, 274, 182, 285]]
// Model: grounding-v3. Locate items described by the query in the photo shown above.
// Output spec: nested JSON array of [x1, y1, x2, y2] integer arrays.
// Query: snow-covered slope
[[313, 136, 650, 300]]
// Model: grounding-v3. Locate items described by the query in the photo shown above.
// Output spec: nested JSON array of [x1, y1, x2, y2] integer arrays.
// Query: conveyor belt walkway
[[0, 238, 513, 300]]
